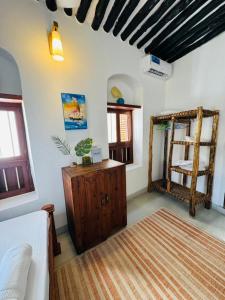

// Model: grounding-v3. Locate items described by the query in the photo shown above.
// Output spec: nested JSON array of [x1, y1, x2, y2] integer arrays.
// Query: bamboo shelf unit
[[148, 107, 219, 216]]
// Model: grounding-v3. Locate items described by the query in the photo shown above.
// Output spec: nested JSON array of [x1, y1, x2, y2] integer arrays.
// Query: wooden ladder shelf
[[148, 107, 219, 216]]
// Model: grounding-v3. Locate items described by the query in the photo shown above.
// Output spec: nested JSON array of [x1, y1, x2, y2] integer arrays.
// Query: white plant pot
[[76, 156, 83, 165], [56, 0, 78, 8], [67, 155, 76, 166]]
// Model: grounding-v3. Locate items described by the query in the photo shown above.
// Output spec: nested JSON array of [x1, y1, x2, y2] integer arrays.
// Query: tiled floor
[[55, 192, 225, 268]]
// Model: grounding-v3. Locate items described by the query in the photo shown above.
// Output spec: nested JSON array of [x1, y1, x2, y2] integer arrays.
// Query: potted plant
[[52, 136, 93, 166], [74, 138, 93, 165]]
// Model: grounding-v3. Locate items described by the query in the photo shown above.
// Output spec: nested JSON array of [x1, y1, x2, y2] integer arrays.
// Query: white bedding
[[0, 211, 49, 300]]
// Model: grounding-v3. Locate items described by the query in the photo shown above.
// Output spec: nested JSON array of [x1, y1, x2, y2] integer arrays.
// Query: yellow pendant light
[[48, 21, 64, 62]]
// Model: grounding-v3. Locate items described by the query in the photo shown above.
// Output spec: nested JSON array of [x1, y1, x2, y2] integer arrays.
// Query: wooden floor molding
[[56, 208, 225, 299]]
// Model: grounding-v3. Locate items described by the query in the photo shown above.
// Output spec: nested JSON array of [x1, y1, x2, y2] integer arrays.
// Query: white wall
[[0, 48, 22, 95], [165, 32, 225, 207], [0, 0, 165, 227]]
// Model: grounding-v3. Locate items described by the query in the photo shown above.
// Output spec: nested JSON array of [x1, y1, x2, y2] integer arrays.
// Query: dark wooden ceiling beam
[[120, 0, 160, 41], [113, 0, 140, 36], [144, 0, 210, 53], [159, 4, 225, 59], [103, 0, 127, 33], [154, 0, 225, 57], [137, 0, 194, 49], [64, 8, 73, 16], [163, 11, 225, 61], [76, 0, 92, 23], [92, 0, 110, 31], [46, 0, 57, 11], [129, 0, 176, 45], [168, 22, 225, 63]]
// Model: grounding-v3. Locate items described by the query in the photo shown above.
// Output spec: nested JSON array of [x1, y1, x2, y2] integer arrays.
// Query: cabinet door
[[100, 174, 112, 240], [104, 166, 127, 233], [81, 172, 104, 249]]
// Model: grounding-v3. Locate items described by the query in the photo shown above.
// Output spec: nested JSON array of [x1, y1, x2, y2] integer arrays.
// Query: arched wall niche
[[107, 73, 143, 106], [0, 48, 22, 95]]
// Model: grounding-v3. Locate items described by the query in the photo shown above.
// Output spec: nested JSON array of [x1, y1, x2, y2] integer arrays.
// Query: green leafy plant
[[75, 138, 93, 157], [157, 122, 170, 131], [157, 122, 187, 131], [51, 136, 71, 155]]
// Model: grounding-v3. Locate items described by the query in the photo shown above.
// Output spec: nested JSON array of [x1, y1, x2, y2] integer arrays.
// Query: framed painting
[[61, 93, 87, 130]]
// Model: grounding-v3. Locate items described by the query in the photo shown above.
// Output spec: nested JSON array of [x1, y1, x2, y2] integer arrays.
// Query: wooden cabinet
[[62, 159, 127, 253]]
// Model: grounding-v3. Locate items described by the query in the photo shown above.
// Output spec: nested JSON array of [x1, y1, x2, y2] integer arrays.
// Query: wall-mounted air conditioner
[[142, 55, 172, 80]]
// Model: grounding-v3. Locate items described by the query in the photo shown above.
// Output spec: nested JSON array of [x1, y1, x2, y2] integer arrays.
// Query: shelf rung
[[170, 166, 210, 176], [172, 141, 214, 146], [152, 179, 209, 205], [152, 109, 219, 123]]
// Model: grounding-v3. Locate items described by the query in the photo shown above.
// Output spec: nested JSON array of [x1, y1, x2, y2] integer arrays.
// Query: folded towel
[[173, 160, 207, 171], [185, 136, 194, 142], [0, 243, 32, 300], [181, 163, 207, 172], [174, 160, 193, 167], [184, 136, 211, 143]]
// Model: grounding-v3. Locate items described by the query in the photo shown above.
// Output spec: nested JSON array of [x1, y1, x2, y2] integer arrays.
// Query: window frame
[[0, 94, 34, 200], [107, 107, 133, 165]]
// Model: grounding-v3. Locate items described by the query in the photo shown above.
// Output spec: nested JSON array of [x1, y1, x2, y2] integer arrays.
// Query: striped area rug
[[56, 209, 225, 299]]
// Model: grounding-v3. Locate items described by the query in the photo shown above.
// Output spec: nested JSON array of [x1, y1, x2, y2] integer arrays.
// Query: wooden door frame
[[107, 107, 133, 164]]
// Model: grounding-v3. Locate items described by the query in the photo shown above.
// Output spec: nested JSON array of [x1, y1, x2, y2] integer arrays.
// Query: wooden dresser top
[[62, 159, 124, 177]]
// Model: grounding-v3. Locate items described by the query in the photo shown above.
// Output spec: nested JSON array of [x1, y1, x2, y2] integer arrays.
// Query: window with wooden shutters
[[0, 95, 34, 199], [107, 107, 133, 164]]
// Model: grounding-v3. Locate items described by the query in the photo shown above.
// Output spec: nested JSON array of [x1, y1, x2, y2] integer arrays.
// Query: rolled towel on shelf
[[0, 243, 32, 300], [173, 160, 193, 167], [185, 136, 195, 142], [201, 137, 211, 143], [182, 162, 207, 172], [173, 160, 207, 171], [184, 136, 211, 143]]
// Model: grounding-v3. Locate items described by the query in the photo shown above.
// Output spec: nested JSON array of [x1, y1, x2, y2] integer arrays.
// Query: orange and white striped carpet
[[56, 209, 225, 299]]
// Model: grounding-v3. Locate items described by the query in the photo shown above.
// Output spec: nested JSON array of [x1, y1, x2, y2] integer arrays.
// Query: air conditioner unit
[[142, 55, 172, 80]]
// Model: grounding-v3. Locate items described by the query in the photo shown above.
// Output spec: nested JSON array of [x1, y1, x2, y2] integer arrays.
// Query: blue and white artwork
[[61, 93, 87, 130]]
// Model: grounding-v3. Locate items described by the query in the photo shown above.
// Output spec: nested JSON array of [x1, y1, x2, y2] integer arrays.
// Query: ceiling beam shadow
[[129, 0, 176, 46], [76, 0, 92, 23], [46, 0, 57, 11], [92, 0, 110, 30], [145, 0, 210, 54], [168, 22, 225, 63], [164, 10, 225, 61], [64, 8, 73, 16], [113, 0, 140, 36], [121, 0, 161, 41], [103, 0, 127, 33], [137, 0, 194, 50], [154, 0, 225, 57]]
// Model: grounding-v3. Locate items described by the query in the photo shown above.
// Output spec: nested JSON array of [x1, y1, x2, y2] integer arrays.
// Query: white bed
[[0, 211, 49, 300]]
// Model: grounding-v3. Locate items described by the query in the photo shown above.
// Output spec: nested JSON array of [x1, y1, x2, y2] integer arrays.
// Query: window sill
[[126, 163, 142, 172], [0, 191, 38, 212]]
